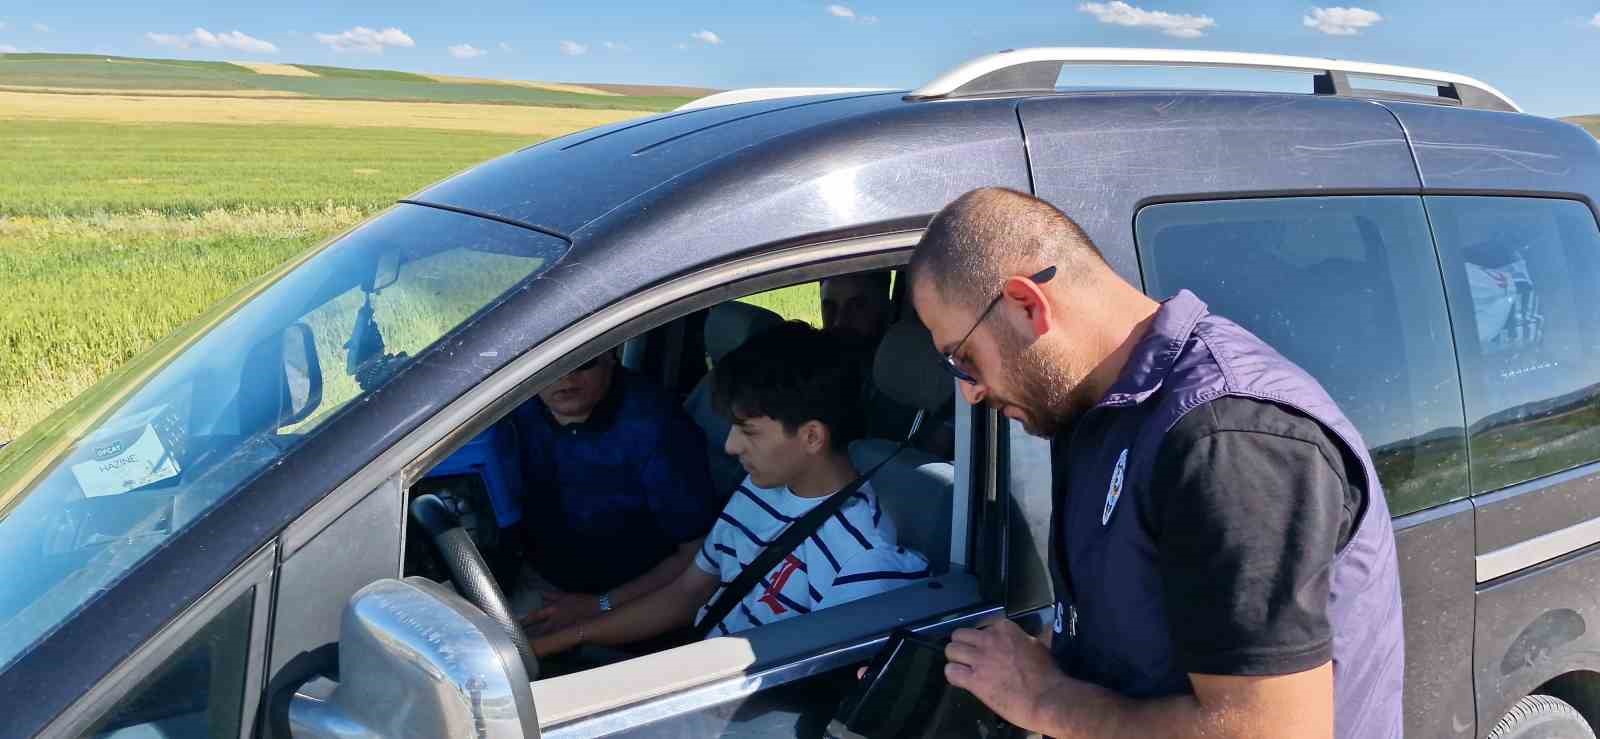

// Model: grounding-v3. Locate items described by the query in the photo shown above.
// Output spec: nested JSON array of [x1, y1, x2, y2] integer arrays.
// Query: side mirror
[[279, 323, 323, 427], [288, 577, 540, 738]]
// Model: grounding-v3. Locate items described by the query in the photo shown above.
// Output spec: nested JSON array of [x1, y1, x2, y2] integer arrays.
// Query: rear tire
[[1486, 695, 1596, 739]]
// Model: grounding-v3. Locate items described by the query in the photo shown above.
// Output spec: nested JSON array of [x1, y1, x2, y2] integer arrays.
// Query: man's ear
[[1001, 275, 1053, 340], [799, 420, 830, 454]]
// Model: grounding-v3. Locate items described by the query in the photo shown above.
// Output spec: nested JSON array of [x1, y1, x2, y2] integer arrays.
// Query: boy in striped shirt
[[530, 322, 929, 655]]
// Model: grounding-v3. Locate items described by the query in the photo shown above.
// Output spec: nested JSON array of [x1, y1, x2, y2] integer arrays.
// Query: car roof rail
[[674, 87, 895, 112], [907, 47, 1520, 113]]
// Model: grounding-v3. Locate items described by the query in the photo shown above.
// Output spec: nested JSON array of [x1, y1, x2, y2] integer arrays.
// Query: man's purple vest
[[1047, 290, 1404, 738]]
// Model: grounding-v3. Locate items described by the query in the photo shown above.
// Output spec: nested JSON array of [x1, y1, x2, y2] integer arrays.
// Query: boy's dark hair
[[710, 320, 864, 450]]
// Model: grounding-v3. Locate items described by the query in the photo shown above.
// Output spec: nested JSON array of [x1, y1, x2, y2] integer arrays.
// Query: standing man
[[908, 188, 1404, 738]]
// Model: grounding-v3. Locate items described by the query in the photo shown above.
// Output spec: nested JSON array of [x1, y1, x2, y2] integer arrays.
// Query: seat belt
[[693, 443, 905, 639]]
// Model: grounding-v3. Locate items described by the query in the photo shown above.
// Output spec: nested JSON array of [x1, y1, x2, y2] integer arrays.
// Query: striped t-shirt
[[695, 477, 931, 636]]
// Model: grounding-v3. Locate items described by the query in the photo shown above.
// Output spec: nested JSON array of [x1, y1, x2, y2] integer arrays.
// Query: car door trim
[[39, 541, 277, 739], [1477, 511, 1600, 583], [1475, 461, 1600, 582], [283, 229, 921, 558], [541, 602, 1004, 738]]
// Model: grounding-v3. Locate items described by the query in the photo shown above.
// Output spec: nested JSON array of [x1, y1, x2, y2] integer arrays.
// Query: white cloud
[[691, 29, 721, 45], [32, 23, 49, 32], [313, 26, 415, 53], [449, 43, 485, 59], [1303, 7, 1383, 36], [558, 40, 588, 56], [675, 42, 689, 50], [499, 41, 514, 53], [1077, 1, 1215, 38], [144, 28, 277, 53], [1590, 12, 1600, 29], [145, 33, 184, 48], [602, 40, 630, 51], [827, 5, 878, 23], [0, 44, 17, 53]]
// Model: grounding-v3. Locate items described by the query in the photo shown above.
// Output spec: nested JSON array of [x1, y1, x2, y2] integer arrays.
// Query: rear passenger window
[[1428, 197, 1600, 493], [1135, 196, 1467, 515]]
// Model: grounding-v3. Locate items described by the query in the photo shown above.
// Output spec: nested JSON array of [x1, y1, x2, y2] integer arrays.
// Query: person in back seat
[[529, 322, 929, 655], [821, 273, 931, 448], [508, 349, 720, 635]]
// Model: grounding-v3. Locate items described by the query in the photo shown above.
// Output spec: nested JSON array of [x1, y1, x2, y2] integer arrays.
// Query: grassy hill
[[0, 52, 713, 111], [1565, 116, 1599, 138]]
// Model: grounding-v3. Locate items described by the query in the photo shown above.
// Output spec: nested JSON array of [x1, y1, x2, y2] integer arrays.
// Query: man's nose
[[723, 430, 741, 457]]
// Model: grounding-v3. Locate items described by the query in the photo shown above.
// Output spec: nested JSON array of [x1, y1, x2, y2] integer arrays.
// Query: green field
[[2, 120, 534, 217], [0, 53, 700, 111], [0, 116, 545, 442]]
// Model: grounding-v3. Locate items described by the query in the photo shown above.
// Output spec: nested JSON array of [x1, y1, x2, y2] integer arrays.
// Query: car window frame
[[274, 229, 1008, 734], [1127, 193, 1471, 515], [40, 542, 275, 739]]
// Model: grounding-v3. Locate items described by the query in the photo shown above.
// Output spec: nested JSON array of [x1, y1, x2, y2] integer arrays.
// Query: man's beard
[[990, 326, 1082, 438]]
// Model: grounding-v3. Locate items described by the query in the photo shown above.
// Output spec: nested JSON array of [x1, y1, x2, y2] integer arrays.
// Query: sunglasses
[[941, 265, 1057, 385]]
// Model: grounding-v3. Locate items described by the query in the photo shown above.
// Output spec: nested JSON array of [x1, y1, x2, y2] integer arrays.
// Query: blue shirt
[[511, 370, 720, 594]]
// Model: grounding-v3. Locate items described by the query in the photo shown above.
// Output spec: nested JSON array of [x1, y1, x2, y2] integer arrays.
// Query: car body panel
[[1394, 501, 1479, 738], [1384, 101, 1600, 199], [1018, 92, 1422, 283]]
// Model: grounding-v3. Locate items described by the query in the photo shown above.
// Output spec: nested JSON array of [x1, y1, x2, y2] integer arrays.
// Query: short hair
[[907, 187, 1108, 312], [710, 321, 863, 450], [821, 271, 892, 298]]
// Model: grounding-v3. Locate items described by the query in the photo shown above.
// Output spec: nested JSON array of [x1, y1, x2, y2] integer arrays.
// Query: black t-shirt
[[1144, 396, 1366, 677]]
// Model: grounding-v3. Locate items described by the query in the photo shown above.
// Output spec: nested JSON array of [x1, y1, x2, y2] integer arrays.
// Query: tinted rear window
[[1135, 196, 1467, 515], [1428, 196, 1600, 492]]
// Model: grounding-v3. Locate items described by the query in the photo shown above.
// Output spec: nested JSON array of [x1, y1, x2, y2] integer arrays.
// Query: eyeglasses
[[941, 265, 1057, 385]]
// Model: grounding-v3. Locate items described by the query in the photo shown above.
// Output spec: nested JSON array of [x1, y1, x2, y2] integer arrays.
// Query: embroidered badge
[[1053, 602, 1065, 634], [1102, 449, 1129, 526]]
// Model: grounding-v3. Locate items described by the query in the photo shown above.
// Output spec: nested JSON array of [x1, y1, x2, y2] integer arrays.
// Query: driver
[[530, 322, 929, 655], [508, 348, 721, 635]]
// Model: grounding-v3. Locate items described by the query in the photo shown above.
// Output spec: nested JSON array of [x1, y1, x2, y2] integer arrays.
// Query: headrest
[[705, 302, 784, 362], [873, 320, 952, 413]]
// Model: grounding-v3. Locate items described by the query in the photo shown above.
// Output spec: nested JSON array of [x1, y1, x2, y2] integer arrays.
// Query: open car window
[[405, 268, 982, 732]]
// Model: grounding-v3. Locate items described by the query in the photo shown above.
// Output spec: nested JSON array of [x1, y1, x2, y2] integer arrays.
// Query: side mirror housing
[[288, 577, 539, 738]]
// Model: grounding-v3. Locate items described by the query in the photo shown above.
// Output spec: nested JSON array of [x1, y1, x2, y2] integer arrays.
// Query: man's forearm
[[1028, 672, 1329, 739], [566, 576, 699, 648], [609, 540, 699, 605]]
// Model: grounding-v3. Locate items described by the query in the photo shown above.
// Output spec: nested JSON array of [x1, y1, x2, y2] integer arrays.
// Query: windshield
[[0, 204, 567, 670]]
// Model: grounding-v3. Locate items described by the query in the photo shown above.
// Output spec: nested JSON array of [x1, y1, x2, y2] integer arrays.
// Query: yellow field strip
[[230, 61, 321, 77], [0, 90, 646, 136], [423, 74, 622, 96], [0, 84, 309, 98]]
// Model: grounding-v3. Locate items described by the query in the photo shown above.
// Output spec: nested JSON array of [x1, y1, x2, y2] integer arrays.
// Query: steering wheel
[[409, 494, 539, 680]]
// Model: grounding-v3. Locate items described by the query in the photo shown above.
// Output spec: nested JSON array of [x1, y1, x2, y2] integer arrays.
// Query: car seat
[[683, 302, 785, 498], [848, 319, 956, 575]]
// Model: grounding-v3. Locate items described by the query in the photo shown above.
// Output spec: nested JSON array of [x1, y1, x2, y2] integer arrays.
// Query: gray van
[[3, 48, 1599, 739]]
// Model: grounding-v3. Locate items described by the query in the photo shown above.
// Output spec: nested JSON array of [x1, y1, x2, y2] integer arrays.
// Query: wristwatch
[[598, 593, 614, 612]]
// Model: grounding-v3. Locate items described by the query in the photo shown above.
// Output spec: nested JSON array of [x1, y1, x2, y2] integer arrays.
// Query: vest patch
[[1102, 448, 1129, 526]]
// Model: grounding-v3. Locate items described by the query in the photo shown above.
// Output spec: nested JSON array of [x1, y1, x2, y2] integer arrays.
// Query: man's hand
[[522, 591, 600, 633], [945, 617, 1333, 739], [529, 624, 582, 657], [944, 618, 1107, 736]]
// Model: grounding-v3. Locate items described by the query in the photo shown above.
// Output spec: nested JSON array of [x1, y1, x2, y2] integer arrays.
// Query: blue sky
[[3, 1, 1598, 116]]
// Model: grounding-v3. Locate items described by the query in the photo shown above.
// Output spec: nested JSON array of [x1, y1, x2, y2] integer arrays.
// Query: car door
[[1129, 195, 1476, 739]]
